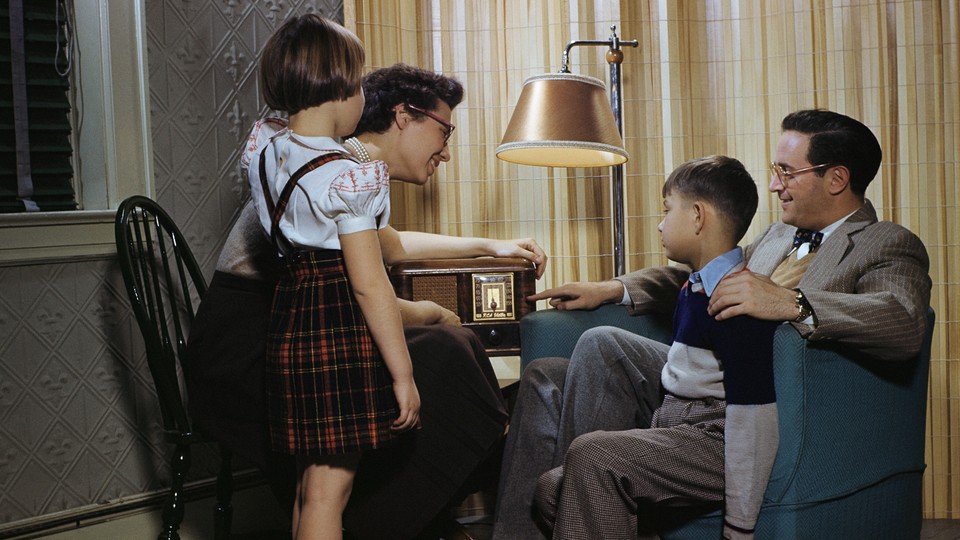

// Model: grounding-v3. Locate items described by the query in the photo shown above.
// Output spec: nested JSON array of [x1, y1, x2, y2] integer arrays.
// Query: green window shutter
[[0, 1, 76, 213]]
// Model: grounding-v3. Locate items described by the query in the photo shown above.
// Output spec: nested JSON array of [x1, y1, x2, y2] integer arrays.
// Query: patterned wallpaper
[[0, 0, 340, 529], [149, 0, 339, 271]]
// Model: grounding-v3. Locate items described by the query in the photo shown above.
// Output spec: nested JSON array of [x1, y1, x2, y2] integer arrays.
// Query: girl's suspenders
[[257, 147, 355, 255]]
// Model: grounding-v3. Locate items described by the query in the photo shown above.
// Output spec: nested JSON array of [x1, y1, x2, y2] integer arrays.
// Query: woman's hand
[[490, 238, 549, 278], [382, 229, 550, 279], [397, 298, 461, 327], [390, 377, 421, 431]]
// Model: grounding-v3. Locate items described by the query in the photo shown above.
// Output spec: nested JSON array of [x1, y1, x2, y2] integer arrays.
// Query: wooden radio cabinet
[[389, 257, 537, 356]]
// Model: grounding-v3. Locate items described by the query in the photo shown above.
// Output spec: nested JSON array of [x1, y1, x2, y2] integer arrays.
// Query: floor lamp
[[496, 26, 638, 277]]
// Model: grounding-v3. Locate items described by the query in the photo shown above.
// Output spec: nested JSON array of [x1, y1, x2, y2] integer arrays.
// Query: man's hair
[[663, 155, 759, 243], [352, 63, 464, 136], [259, 15, 364, 115], [781, 109, 882, 196]]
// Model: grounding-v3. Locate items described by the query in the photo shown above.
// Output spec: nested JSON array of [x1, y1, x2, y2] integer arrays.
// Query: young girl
[[246, 15, 419, 540]]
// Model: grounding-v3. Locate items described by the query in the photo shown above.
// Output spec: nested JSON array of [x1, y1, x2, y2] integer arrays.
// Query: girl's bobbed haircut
[[259, 15, 364, 115]]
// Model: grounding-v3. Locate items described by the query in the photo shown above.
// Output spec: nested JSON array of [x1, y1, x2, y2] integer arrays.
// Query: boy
[[535, 155, 780, 540]]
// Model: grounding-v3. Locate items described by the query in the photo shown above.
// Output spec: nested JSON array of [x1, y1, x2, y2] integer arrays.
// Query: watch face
[[795, 290, 812, 321]]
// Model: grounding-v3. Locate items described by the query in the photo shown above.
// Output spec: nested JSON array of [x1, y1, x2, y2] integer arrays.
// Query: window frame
[[0, 0, 152, 266]]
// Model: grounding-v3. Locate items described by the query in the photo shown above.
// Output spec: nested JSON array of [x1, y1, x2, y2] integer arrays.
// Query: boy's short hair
[[259, 15, 364, 115], [352, 63, 464, 136], [663, 155, 758, 243], [781, 109, 882, 196]]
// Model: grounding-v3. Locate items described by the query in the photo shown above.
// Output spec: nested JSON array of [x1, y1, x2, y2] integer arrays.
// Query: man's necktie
[[773, 228, 822, 287], [793, 228, 824, 252]]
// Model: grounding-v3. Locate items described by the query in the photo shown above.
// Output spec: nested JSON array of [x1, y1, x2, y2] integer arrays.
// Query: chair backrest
[[115, 195, 207, 437]]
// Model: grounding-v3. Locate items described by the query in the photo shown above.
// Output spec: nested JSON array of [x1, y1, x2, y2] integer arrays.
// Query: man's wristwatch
[[793, 288, 814, 322]]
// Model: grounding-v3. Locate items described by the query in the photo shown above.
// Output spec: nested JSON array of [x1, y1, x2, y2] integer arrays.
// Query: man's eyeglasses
[[769, 162, 834, 185], [406, 103, 455, 145]]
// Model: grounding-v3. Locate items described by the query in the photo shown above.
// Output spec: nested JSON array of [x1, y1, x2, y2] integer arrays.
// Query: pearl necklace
[[344, 137, 371, 163]]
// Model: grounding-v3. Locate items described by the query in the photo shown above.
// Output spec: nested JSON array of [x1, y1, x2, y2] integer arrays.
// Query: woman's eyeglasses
[[406, 103, 455, 145]]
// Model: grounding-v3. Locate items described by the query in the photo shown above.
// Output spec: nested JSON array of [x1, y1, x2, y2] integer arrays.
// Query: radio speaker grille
[[412, 275, 458, 314]]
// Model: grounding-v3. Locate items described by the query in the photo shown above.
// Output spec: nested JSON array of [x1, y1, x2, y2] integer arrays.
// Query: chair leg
[[214, 444, 234, 540], [158, 444, 191, 540]]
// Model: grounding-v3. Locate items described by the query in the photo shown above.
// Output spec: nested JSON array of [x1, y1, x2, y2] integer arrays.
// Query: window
[[0, 0, 151, 265], [1, 1, 75, 212]]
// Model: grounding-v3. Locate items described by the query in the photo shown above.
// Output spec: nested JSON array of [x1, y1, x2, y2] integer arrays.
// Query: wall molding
[[0, 469, 261, 539]]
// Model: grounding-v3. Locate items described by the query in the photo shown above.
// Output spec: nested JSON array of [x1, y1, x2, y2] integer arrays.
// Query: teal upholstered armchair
[[519, 304, 935, 539]]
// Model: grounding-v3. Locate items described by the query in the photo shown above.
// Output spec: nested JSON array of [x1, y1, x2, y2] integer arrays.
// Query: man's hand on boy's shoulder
[[708, 270, 797, 322]]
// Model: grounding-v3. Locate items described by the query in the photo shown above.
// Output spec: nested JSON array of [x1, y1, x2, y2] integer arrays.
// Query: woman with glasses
[[343, 64, 457, 188], [186, 63, 547, 539]]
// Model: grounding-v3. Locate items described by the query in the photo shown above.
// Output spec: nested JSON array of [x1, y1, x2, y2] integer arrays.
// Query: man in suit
[[491, 109, 932, 539]]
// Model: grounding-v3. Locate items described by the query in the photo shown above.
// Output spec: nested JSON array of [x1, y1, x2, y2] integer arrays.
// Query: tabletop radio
[[389, 257, 537, 355]]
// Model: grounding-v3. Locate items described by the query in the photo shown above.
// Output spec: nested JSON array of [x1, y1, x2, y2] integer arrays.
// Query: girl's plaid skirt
[[266, 249, 399, 455]]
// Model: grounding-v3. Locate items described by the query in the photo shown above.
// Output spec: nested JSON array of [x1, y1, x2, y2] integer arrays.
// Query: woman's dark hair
[[663, 155, 759, 243], [259, 15, 364, 115], [352, 63, 464, 136], [781, 109, 882, 196]]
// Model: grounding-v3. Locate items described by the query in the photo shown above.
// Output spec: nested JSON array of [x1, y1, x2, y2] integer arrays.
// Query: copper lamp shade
[[496, 73, 628, 167]]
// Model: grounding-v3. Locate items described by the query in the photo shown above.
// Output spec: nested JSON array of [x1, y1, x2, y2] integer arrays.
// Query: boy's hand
[[391, 378, 421, 431], [527, 280, 624, 311]]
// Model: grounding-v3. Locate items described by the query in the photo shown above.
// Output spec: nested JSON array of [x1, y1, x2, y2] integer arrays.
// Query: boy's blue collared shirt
[[688, 247, 744, 296]]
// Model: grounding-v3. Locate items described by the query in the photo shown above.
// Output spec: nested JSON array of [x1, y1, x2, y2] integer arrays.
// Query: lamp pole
[[560, 26, 638, 277]]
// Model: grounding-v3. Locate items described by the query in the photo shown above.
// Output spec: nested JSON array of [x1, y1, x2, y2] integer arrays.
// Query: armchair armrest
[[519, 304, 673, 372], [764, 308, 934, 504]]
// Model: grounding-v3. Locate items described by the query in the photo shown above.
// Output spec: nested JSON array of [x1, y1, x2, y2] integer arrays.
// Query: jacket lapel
[[747, 225, 795, 275]]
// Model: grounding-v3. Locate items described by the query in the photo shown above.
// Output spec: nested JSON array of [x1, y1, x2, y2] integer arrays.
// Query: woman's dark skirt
[[344, 324, 509, 538], [186, 270, 276, 467]]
